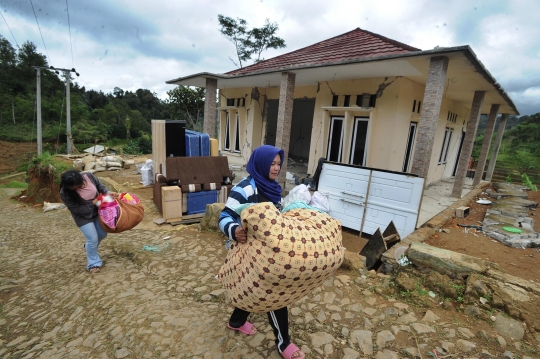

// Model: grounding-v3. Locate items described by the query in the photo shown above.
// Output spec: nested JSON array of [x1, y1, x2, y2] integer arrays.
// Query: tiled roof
[[226, 28, 421, 76]]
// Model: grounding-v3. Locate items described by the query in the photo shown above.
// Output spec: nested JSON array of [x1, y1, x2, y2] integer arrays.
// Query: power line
[[0, 10, 20, 49], [30, 0, 51, 64], [65, 0, 74, 68]]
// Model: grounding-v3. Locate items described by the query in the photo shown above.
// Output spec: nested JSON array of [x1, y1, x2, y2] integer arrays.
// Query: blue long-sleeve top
[[218, 176, 258, 242]]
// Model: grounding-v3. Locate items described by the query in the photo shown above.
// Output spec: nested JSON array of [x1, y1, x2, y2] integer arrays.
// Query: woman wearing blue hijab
[[218, 145, 305, 359]]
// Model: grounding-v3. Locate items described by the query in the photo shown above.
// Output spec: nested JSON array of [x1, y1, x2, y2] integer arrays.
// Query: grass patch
[[0, 181, 28, 188]]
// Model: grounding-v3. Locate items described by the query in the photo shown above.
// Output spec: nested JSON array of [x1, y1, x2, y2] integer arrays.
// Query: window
[[224, 113, 231, 150], [234, 113, 241, 152], [350, 117, 369, 166], [332, 95, 339, 107], [402, 122, 417, 172], [327, 117, 344, 162], [226, 98, 235, 106], [343, 95, 350, 107], [443, 128, 453, 163], [447, 111, 458, 123], [412, 100, 417, 112], [438, 127, 453, 165]]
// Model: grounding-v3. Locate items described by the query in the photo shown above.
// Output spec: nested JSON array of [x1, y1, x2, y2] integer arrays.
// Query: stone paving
[[0, 190, 539, 359]]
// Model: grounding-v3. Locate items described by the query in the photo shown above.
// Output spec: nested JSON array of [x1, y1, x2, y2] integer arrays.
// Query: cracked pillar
[[473, 104, 500, 186], [275, 72, 296, 189], [485, 114, 508, 182], [203, 77, 218, 138], [451, 91, 485, 198], [410, 56, 449, 179]]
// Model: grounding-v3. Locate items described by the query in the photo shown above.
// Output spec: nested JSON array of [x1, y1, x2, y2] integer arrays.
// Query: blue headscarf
[[246, 145, 284, 204]]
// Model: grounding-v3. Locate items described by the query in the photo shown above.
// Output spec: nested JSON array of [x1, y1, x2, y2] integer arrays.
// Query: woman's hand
[[108, 192, 119, 199], [234, 226, 247, 244]]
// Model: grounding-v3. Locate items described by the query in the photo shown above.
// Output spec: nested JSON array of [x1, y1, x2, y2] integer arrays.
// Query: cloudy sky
[[2, 0, 539, 115]]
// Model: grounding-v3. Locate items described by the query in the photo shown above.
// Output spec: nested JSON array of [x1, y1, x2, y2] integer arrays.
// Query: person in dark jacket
[[60, 170, 117, 273], [218, 145, 305, 359]]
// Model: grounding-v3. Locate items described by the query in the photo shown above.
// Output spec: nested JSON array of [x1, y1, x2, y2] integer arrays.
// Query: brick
[[203, 78, 217, 138], [275, 72, 296, 187], [451, 91, 485, 198], [410, 56, 449, 179], [473, 104, 500, 186]]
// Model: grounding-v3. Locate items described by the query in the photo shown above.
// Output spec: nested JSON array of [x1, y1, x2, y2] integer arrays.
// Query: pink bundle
[[97, 195, 120, 228]]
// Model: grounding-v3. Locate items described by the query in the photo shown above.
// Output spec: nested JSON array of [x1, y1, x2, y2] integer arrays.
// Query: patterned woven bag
[[219, 203, 344, 313]]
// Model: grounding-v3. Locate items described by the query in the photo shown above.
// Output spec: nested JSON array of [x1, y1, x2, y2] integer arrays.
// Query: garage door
[[363, 171, 424, 237], [317, 163, 370, 230], [317, 163, 424, 237]]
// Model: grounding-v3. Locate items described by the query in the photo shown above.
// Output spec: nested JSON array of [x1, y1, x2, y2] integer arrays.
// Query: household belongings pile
[[153, 156, 233, 216], [73, 155, 135, 173], [97, 192, 144, 233], [219, 202, 344, 313]]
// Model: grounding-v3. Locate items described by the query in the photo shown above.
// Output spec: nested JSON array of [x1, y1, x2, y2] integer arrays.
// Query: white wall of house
[[217, 76, 474, 186]]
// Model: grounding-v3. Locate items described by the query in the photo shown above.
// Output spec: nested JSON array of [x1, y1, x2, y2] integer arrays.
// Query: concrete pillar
[[472, 104, 500, 186], [203, 78, 218, 138], [410, 57, 449, 179], [485, 114, 508, 182], [275, 72, 296, 188], [451, 91, 485, 198]]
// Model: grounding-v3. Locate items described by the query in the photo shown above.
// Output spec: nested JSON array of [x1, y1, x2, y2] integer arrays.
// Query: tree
[[249, 19, 286, 63], [218, 15, 286, 68], [165, 86, 205, 131]]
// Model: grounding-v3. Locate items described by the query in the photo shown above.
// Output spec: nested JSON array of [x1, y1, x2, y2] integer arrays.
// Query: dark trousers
[[229, 306, 290, 352]]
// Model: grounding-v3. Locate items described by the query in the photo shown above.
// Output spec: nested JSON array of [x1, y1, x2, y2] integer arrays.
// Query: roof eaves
[[459, 46, 520, 115], [165, 72, 225, 85]]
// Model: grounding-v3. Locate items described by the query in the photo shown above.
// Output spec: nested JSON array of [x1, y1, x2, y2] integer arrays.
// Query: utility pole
[[32, 65, 79, 155], [36, 68, 42, 155]]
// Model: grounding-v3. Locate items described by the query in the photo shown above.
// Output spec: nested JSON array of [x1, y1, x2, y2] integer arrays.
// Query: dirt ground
[[1, 141, 538, 282], [425, 189, 540, 282]]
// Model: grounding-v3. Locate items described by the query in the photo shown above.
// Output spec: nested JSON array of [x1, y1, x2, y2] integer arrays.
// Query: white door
[[363, 171, 424, 237], [317, 163, 370, 230]]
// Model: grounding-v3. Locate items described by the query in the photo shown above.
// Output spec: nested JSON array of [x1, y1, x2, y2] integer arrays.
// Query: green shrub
[[522, 173, 538, 191], [0, 181, 28, 188]]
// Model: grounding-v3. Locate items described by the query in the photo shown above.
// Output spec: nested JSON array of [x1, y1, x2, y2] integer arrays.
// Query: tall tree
[[249, 19, 286, 63], [218, 15, 286, 68]]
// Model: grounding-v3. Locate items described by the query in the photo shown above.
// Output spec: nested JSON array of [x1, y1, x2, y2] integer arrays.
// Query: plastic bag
[[282, 184, 311, 208], [141, 159, 154, 186], [309, 191, 330, 212]]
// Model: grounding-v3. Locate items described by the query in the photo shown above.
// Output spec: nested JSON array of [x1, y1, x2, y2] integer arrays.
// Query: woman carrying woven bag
[[60, 170, 117, 273], [218, 145, 305, 359]]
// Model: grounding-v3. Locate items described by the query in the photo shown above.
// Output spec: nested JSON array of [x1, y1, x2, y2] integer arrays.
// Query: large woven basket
[[219, 203, 344, 313], [99, 198, 144, 233]]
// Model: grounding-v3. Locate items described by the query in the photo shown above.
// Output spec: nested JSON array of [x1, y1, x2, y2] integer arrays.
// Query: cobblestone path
[[0, 190, 537, 359]]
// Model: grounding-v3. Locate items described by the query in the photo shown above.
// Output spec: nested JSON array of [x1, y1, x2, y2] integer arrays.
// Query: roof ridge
[[225, 28, 421, 76], [225, 28, 363, 75], [359, 28, 421, 52]]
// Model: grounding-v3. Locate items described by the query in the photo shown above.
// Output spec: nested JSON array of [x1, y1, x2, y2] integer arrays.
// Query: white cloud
[[2, 0, 539, 114]]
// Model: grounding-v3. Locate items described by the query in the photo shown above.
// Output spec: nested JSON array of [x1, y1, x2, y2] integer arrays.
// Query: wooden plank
[[152, 120, 166, 174], [359, 228, 387, 270]]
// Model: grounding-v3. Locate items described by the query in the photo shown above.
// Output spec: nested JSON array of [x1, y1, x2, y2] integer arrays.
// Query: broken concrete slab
[[406, 242, 499, 279], [483, 211, 539, 248], [490, 182, 529, 199], [490, 197, 538, 218]]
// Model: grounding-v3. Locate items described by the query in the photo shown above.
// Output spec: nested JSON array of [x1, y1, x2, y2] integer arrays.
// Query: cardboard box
[[210, 138, 219, 156], [162, 186, 181, 202], [162, 186, 182, 220], [163, 200, 182, 220]]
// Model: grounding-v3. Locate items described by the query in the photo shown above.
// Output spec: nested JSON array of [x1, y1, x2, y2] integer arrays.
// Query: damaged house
[[166, 27, 518, 207]]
